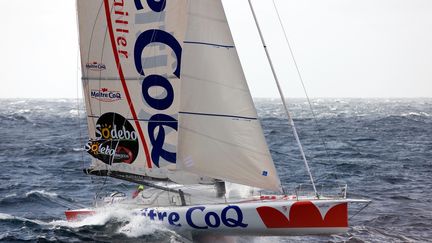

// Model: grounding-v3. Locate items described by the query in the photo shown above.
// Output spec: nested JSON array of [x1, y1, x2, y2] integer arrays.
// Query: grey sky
[[0, 0, 431, 98]]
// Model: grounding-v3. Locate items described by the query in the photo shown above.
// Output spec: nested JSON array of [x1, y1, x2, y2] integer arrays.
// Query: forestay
[[177, 0, 282, 192]]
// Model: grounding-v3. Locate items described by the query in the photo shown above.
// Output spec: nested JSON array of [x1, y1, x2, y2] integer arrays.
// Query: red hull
[[65, 209, 95, 221]]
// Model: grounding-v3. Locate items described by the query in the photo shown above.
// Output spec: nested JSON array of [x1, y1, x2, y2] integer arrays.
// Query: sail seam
[[82, 76, 178, 80], [184, 41, 234, 49], [103, 0, 153, 169], [88, 115, 177, 123], [179, 111, 256, 120]]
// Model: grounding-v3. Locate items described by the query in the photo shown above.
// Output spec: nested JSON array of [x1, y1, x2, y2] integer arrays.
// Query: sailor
[[132, 185, 144, 199]]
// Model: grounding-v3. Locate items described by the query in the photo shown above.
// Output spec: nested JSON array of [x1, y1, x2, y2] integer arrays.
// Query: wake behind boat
[[69, 0, 369, 237]]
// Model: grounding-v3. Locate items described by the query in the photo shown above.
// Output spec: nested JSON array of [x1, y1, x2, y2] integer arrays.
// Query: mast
[[247, 0, 318, 197]]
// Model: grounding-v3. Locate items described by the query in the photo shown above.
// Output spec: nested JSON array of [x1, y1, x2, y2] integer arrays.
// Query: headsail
[[177, 0, 282, 192], [77, 0, 190, 181]]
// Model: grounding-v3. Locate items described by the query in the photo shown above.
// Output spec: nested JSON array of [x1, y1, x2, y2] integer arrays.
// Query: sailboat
[[66, 0, 369, 236]]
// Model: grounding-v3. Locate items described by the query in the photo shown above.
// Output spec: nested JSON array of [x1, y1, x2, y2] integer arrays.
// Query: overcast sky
[[0, 0, 431, 98]]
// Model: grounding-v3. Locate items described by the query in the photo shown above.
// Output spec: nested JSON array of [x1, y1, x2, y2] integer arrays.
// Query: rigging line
[[349, 200, 372, 220], [80, 2, 109, 195], [98, 6, 110, 120], [74, 4, 85, 172], [76, 1, 110, 199], [144, 0, 168, 73], [76, 98, 84, 168], [248, 0, 318, 197], [271, 149, 338, 182], [76, 46, 85, 172], [94, 169, 110, 204], [101, 3, 117, 195], [85, 1, 104, 130], [271, 0, 333, 168], [149, 0, 171, 118], [93, 2, 113, 200], [103, 0, 153, 169]]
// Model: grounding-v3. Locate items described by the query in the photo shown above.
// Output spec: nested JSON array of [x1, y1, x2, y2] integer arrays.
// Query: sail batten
[[184, 41, 235, 49], [179, 111, 257, 120]]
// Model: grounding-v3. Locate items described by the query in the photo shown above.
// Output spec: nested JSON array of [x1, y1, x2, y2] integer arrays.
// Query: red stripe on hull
[[65, 210, 95, 221]]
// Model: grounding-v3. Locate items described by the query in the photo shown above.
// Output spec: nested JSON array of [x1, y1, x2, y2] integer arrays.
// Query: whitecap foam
[[50, 206, 124, 228], [16, 109, 30, 114], [3, 193, 17, 199], [117, 211, 162, 238], [0, 213, 15, 220], [401, 111, 431, 117], [0, 213, 49, 226], [49, 205, 180, 238], [51, 205, 152, 228], [25, 190, 58, 198]]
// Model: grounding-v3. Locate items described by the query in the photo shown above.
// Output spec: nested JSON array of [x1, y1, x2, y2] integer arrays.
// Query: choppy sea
[[0, 98, 431, 242]]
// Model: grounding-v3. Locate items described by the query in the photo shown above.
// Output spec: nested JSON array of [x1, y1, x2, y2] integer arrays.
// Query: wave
[[0, 212, 49, 227], [350, 138, 377, 142], [1, 98, 431, 242], [401, 111, 431, 117], [0, 190, 77, 208], [0, 114, 32, 123], [0, 190, 58, 203], [25, 190, 58, 198], [50, 205, 183, 240], [0, 206, 184, 241]]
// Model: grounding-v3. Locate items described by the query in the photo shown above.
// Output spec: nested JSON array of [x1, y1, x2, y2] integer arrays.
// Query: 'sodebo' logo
[[86, 62, 106, 71], [85, 112, 139, 164], [91, 88, 122, 102]]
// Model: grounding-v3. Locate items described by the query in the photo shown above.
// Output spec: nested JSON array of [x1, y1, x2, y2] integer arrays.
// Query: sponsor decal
[[105, 0, 183, 168], [112, 0, 129, 59], [90, 88, 122, 102], [256, 202, 348, 228], [85, 112, 139, 164], [140, 205, 248, 229], [133, 1, 182, 167], [86, 61, 106, 71]]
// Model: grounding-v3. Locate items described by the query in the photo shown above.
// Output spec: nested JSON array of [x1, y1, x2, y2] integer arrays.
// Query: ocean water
[[0, 98, 431, 242]]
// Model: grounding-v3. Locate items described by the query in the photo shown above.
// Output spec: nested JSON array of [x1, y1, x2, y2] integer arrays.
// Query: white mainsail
[[177, 0, 282, 192], [77, 0, 189, 180]]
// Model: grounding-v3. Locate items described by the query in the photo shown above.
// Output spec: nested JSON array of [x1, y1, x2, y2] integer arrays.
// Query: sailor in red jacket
[[132, 185, 144, 199]]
